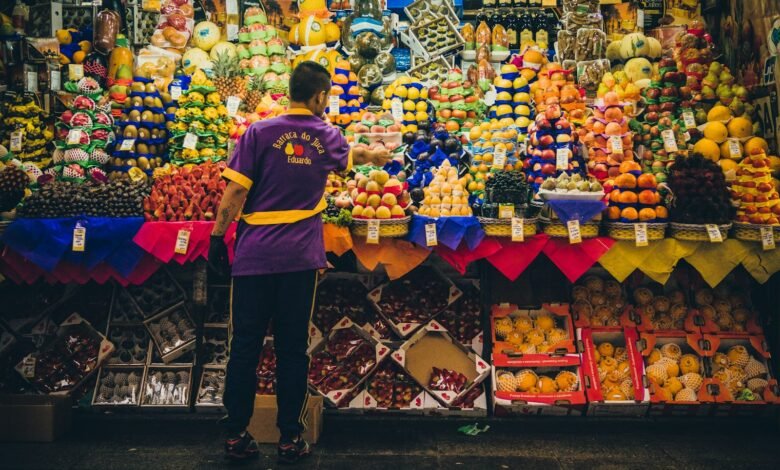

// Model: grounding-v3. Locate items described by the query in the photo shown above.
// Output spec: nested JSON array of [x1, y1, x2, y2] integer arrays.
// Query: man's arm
[[351, 146, 391, 167], [212, 181, 249, 236]]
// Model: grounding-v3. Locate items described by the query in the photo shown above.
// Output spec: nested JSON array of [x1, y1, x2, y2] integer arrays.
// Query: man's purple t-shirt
[[222, 109, 350, 276]]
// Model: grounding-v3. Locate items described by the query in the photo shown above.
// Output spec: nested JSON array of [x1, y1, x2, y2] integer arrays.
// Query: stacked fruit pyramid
[[491, 64, 534, 125], [693, 105, 769, 169], [0, 93, 52, 168], [604, 164, 667, 224], [328, 61, 366, 128], [236, 9, 291, 95], [417, 160, 472, 218], [524, 105, 584, 192], [382, 76, 430, 134], [580, 91, 634, 182], [468, 119, 522, 171], [731, 147, 780, 225], [110, 78, 173, 179], [169, 70, 231, 165], [50, 77, 115, 183], [349, 170, 408, 221]]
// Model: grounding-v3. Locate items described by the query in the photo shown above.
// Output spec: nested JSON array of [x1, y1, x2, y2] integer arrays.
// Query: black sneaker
[[224, 431, 260, 463], [277, 437, 311, 465]]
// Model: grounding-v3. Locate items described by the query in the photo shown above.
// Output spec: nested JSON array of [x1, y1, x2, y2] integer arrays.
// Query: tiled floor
[[2, 413, 780, 469]]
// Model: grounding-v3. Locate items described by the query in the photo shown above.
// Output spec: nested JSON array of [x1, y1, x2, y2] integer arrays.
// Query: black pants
[[223, 270, 318, 440]]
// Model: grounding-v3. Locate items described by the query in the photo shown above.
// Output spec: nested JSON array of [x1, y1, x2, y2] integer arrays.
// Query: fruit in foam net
[[596, 341, 636, 401], [644, 342, 703, 401], [496, 368, 579, 394], [493, 310, 569, 353]]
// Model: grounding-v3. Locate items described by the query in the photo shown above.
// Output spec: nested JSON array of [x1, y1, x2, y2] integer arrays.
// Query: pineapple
[[212, 51, 245, 100], [244, 75, 263, 113]]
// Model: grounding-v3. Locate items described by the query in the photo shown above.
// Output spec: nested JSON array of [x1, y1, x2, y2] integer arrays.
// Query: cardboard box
[[637, 332, 715, 416], [391, 320, 490, 406], [247, 395, 323, 444], [570, 276, 635, 329], [423, 385, 488, 417], [361, 358, 427, 414], [92, 365, 145, 407], [0, 394, 71, 442], [436, 281, 483, 356], [140, 365, 193, 408], [368, 266, 462, 338], [492, 354, 587, 416], [143, 303, 197, 364], [579, 328, 650, 417], [704, 335, 780, 417], [491, 303, 576, 357], [195, 365, 226, 411]]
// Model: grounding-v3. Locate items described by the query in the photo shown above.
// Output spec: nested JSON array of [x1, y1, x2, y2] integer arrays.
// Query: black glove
[[208, 234, 230, 278]]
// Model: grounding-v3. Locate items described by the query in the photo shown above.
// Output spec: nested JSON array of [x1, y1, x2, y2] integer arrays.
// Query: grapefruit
[[707, 104, 732, 122], [744, 136, 769, 155], [703, 122, 728, 144], [693, 138, 721, 161], [727, 116, 752, 139]]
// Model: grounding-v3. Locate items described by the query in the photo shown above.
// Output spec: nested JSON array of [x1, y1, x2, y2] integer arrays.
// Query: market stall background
[[1, 0, 780, 427]]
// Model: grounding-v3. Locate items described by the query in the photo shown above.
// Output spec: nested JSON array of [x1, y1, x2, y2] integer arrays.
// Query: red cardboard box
[[633, 305, 702, 335], [492, 354, 586, 416], [423, 384, 488, 417], [570, 276, 635, 329], [361, 358, 427, 414], [638, 332, 716, 416], [579, 328, 650, 417], [704, 334, 779, 417], [491, 303, 576, 357]]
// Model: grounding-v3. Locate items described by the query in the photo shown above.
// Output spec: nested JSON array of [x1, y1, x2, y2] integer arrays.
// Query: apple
[[541, 163, 556, 175]]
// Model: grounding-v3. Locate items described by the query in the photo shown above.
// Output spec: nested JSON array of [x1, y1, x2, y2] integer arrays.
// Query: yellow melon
[[744, 136, 769, 156], [707, 104, 732, 122], [703, 122, 729, 144], [727, 116, 752, 139], [718, 159, 738, 173], [693, 138, 721, 161]]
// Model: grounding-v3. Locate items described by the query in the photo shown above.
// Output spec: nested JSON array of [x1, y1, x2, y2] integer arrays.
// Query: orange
[[619, 191, 638, 204], [655, 206, 669, 219], [445, 120, 460, 132], [639, 208, 657, 221], [609, 189, 621, 203], [637, 173, 657, 189], [607, 206, 621, 220], [615, 173, 637, 189], [333, 74, 349, 85], [638, 190, 657, 205], [621, 207, 639, 220]]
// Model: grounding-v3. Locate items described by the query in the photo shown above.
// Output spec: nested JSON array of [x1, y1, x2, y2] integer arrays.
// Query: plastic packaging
[[492, 24, 509, 52], [575, 28, 606, 62], [557, 30, 576, 62], [151, 0, 194, 51], [462, 23, 475, 50], [94, 9, 121, 54], [562, 11, 603, 33], [475, 21, 492, 51], [576, 59, 610, 90], [562, 0, 600, 15]]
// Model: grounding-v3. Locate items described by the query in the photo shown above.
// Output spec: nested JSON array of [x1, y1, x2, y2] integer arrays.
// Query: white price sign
[[634, 223, 648, 247], [682, 111, 697, 128], [170, 85, 182, 100], [10, 130, 23, 152], [67, 129, 81, 145], [728, 139, 742, 159], [425, 223, 438, 247], [68, 64, 84, 81], [50, 70, 61, 91], [391, 99, 404, 122], [72, 223, 86, 252], [498, 204, 514, 219], [567, 219, 582, 244], [556, 148, 569, 170], [329, 95, 340, 115], [183, 132, 198, 150], [227, 23, 239, 41], [26, 71, 38, 92], [511, 217, 525, 242], [493, 146, 507, 169], [366, 219, 380, 244], [21, 356, 36, 378], [226, 96, 241, 117], [226, 0, 239, 15], [174, 229, 191, 255], [705, 224, 723, 243], [662, 129, 678, 152], [760, 226, 775, 251], [119, 138, 135, 151], [610, 136, 623, 153]]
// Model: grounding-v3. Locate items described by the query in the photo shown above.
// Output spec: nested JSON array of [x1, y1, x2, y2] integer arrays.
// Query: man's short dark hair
[[289, 61, 331, 102]]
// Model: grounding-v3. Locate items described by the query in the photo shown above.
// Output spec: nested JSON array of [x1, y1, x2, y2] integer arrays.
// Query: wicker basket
[[0, 220, 10, 237], [540, 218, 601, 238], [670, 222, 732, 242], [477, 217, 538, 238], [605, 222, 668, 241], [350, 217, 410, 238], [732, 222, 780, 243]]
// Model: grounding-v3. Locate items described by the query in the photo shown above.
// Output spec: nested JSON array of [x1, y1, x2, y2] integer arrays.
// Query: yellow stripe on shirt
[[240, 197, 328, 225], [222, 167, 253, 190]]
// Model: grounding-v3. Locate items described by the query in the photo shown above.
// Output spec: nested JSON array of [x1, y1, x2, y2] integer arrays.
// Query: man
[[208, 61, 390, 464]]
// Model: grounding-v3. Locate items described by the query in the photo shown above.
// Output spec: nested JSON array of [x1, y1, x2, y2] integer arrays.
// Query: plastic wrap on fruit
[[575, 28, 606, 62], [476, 60, 495, 92], [94, 9, 120, 54], [492, 24, 508, 53], [475, 21, 491, 51], [358, 64, 383, 88], [561, 0, 600, 14], [345, 343, 376, 377], [462, 23, 475, 50], [326, 329, 364, 360], [557, 30, 576, 62], [576, 59, 610, 90]]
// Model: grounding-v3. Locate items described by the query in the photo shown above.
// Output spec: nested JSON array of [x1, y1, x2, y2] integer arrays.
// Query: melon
[[181, 48, 211, 73], [620, 33, 650, 59], [744, 136, 769, 155], [193, 21, 221, 51], [693, 138, 721, 162], [727, 116, 752, 139], [290, 16, 328, 47], [624, 58, 653, 83], [209, 41, 237, 60]]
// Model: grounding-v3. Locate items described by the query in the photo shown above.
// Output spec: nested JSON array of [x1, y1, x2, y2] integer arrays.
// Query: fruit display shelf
[[570, 275, 633, 329], [491, 303, 576, 357], [630, 286, 701, 335], [140, 365, 192, 409]]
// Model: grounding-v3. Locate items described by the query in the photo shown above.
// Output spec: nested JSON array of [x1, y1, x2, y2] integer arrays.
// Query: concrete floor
[[1, 413, 780, 469]]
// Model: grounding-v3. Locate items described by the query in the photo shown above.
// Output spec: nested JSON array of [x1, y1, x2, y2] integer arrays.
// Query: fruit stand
[[1, 0, 780, 421]]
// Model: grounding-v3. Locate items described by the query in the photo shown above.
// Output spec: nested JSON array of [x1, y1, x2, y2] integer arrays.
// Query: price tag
[[498, 204, 514, 219], [391, 99, 403, 121], [170, 85, 182, 100], [183, 132, 198, 150], [226, 0, 239, 15], [567, 220, 582, 244], [609, 136, 623, 153], [68, 64, 84, 81], [556, 148, 569, 170], [366, 219, 380, 244], [21, 356, 36, 378], [174, 229, 191, 255], [425, 223, 438, 247], [760, 226, 775, 251], [50, 70, 61, 91], [684, 131, 691, 142], [637, 9, 645, 27], [662, 129, 678, 152], [226, 96, 241, 117], [329, 95, 340, 115], [511, 217, 525, 242], [119, 138, 135, 151], [682, 111, 697, 128], [67, 129, 81, 145], [72, 223, 86, 252], [26, 71, 38, 92], [728, 139, 742, 159], [705, 224, 723, 243], [227, 23, 239, 41], [493, 146, 507, 169], [10, 130, 23, 152], [634, 223, 649, 247], [593, 98, 604, 107]]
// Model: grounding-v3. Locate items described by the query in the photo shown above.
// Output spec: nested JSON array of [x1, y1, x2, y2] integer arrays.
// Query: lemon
[[415, 111, 428, 122], [744, 136, 769, 155], [718, 159, 738, 173], [407, 87, 420, 100], [419, 88, 428, 100], [394, 85, 408, 99], [403, 100, 416, 112], [719, 139, 742, 160], [415, 101, 427, 113], [703, 121, 728, 143]]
